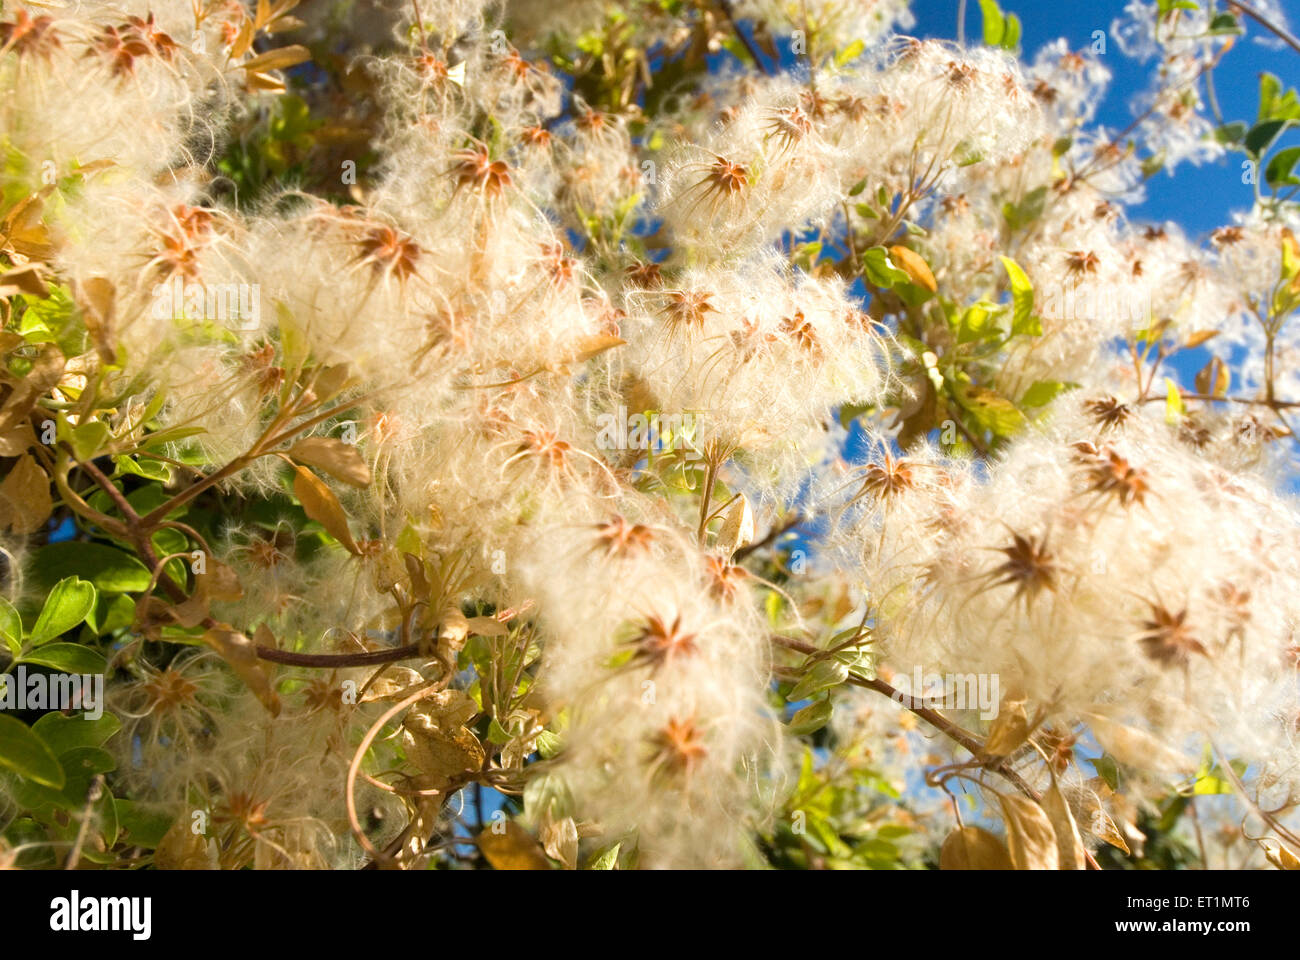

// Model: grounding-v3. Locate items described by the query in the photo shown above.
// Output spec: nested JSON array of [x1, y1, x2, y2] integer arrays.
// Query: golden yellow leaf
[[888, 245, 938, 293], [1184, 329, 1219, 349], [1265, 841, 1300, 870], [997, 794, 1059, 870], [229, 16, 255, 58], [1089, 806, 1129, 855], [265, 15, 306, 34], [477, 821, 553, 870], [245, 71, 287, 93], [939, 826, 1014, 869], [289, 436, 372, 487], [240, 45, 310, 74], [983, 697, 1029, 757], [293, 465, 360, 554]]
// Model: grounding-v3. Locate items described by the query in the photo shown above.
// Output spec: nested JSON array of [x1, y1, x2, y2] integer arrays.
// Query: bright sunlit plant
[[1, 0, 1299, 871]]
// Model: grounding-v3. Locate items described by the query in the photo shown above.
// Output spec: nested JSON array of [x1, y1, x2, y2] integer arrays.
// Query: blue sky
[[913, 0, 1300, 237]]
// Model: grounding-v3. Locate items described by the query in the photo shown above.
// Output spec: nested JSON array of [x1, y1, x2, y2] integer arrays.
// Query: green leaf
[[17, 643, 106, 674], [69, 420, 111, 462], [1207, 12, 1242, 34], [0, 714, 65, 788], [30, 542, 152, 594], [95, 784, 119, 848], [31, 711, 120, 756], [113, 800, 173, 849], [1002, 13, 1021, 51], [861, 247, 910, 289], [1089, 753, 1119, 792], [1258, 72, 1300, 124], [487, 717, 512, 745], [787, 659, 849, 702], [56, 746, 116, 803], [0, 595, 21, 657], [1002, 185, 1046, 232], [998, 256, 1035, 335], [112, 454, 173, 484], [1265, 146, 1300, 188], [1245, 119, 1294, 159], [956, 300, 999, 343], [788, 699, 834, 736], [587, 842, 621, 870], [29, 577, 97, 646], [955, 383, 1026, 436], [1019, 380, 1068, 408], [1215, 121, 1247, 146], [1164, 377, 1184, 423], [834, 38, 865, 65], [978, 0, 1005, 46], [535, 728, 562, 760]]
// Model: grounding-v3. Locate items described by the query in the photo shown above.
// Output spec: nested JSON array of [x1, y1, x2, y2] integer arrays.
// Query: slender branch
[[255, 643, 420, 667], [717, 0, 774, 75], [772, 635, 1040, 802], [1225, 0, 1300, 56], [1138, 392, 1300, 408]]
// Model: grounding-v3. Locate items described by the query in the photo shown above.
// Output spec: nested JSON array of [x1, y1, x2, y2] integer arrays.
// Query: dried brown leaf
[[289, 436, 371, 487], [0, 265, 48, 299], [715, 494, 754, 559], [997, 794, 1059, 870], [203, 624, 281, 716], [983, 697, 1030, 757], [1042, 772, 1087, 870], [79, 277, 117, 365], [939, 826, 1014, 869], [0, 453, 52, 534], [359, 666, 426, 702]]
